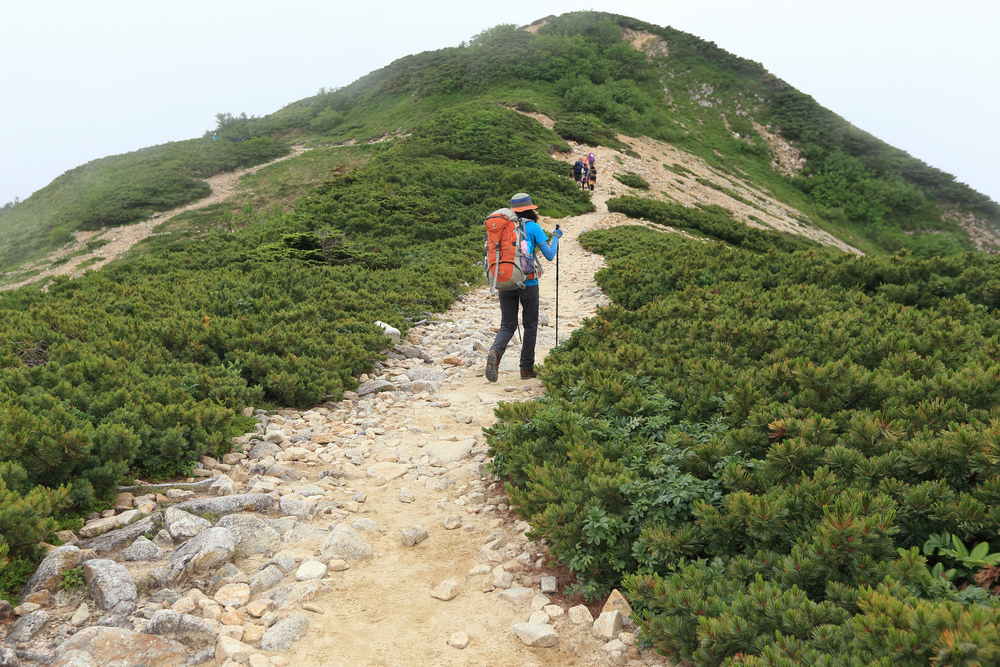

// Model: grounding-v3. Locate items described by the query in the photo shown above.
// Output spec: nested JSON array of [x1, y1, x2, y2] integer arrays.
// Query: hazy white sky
[[2, 0, 997, 206]]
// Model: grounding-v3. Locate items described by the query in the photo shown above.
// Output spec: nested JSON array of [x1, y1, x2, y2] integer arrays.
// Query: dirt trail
[[274, 151, 666, 667], [0, 146, 306, 292], [12, 139, 669, 666]]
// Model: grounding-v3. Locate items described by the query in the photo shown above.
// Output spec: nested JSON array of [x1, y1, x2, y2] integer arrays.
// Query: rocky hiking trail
[[2, 144, 671, 667]]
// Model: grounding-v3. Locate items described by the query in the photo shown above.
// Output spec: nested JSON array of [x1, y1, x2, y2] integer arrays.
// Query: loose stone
[[430, 580, 459, 601], [544, 604, 565, 619], [259, 613, 310, 651], [401, 525, 429, 547], [568, 604, 594, 624], [511, 622, 559, 648], [214, 583, 251, 608], [447, 632, 469, 649], [320, 525, 373, 561], [530, 594, 551, 611], [70, 602, 90, 627], [243, 625, 267, 645], [245, 599, 273, 618], [592, 610, 624, 640], [603, 588, 633, 617], [216, 635, 255, 664], [295, 561, 328, 582], [164, 507, 211, 539], [529, 610, 550, 625]]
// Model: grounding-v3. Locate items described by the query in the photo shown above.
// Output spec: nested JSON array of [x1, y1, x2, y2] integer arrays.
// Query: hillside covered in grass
[[1, 11, 997, 273]]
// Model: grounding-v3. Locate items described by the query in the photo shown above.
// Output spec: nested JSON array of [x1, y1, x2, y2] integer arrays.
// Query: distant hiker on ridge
[[485, 192, 562, 382], [579, 163, 590, 191]]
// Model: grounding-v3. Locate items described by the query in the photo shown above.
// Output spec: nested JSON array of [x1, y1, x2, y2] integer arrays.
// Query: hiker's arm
[[532, 224, 558, 261]]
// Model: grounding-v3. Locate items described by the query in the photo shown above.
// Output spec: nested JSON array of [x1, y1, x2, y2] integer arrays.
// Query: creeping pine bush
[[488, 222, 1000, 664], [612, 172, 649, 189], [0, 106, 590, 587]]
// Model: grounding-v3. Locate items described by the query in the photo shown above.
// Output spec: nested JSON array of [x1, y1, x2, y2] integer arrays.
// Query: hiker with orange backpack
[[484, 193, 561, 382]]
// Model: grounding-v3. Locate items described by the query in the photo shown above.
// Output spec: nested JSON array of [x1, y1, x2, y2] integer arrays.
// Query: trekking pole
[[555, 225, 560, 347]]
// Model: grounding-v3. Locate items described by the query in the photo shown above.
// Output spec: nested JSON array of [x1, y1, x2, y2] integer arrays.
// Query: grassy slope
[[3, 11, 997, 272]]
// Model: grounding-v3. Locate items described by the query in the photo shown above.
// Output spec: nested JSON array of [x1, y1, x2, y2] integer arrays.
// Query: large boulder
[[122, 536, 163, 562], [142, 610, 216, 642], [50, 627, 186, 667], [170, 493, 275, 516], [424, 438, 475, 464], [214, 514, 281, 555], [84, 560, 137, 616], [357, 379, 395, 397], [164, 507, 211, 540], [166, 527, 236, 584], [79, 514, 162, 553], [78, 510, 142, 539], [247, 441, 282, 460], [259, 614, 309, 651], [319, 525, 372, 561], [20, 545, 82, 600], [4, 610, 49, 645]]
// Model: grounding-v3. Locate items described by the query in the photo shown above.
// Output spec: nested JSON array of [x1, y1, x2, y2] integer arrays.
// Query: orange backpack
[[483, 208, 540, 295]]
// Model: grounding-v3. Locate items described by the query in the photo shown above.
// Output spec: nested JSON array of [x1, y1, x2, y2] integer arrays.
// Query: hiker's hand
[[554, 229, 563, 238]]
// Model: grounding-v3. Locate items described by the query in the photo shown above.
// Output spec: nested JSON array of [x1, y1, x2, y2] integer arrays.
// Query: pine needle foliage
[[0, 104, 590, 574], [487, 218, 1000, 664]]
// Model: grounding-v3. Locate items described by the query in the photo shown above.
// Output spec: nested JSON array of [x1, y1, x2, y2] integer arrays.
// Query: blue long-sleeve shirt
[[522, 219, 558, 287]]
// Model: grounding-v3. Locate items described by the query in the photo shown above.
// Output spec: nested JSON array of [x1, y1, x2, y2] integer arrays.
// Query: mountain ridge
[[0, 10, 996, 275]]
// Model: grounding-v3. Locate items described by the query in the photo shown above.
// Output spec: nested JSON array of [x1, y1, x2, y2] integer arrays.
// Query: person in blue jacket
[[486, 192, 562, 382]]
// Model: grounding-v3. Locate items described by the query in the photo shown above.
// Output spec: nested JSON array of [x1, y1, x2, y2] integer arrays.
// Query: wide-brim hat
[[510, 192, 538, 212]]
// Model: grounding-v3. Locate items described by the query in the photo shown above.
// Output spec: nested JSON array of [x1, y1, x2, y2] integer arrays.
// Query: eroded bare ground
[[509, 107, 861, 255], [0, 146, 307, 292]]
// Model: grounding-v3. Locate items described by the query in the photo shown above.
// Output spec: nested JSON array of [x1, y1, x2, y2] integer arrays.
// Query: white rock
[[592, 610, 624, 640], [430, 580, 459, 601], [295, 561, 328, 582], [543, 604, 565, 619], [511, 622, 559, 648], [375, 321, 401, 342], [568, 604, 594, 624], [529, 611, 550, 624], [165, 507, 211, 539]]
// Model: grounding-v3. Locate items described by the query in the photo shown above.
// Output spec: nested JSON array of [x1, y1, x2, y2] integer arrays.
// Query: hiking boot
[[520, 369, 537, 380], [485, 350, 500, 383]]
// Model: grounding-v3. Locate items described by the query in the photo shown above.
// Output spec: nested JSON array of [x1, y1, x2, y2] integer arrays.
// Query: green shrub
[[553, 115, 629, 151], [489, 225, 1000, 664], [0, 107, 590, 563], [613, 172, 649, 189]]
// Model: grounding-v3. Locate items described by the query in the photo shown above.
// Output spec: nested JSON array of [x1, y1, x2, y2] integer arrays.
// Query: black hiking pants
[[491, 284, 539, 372]]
